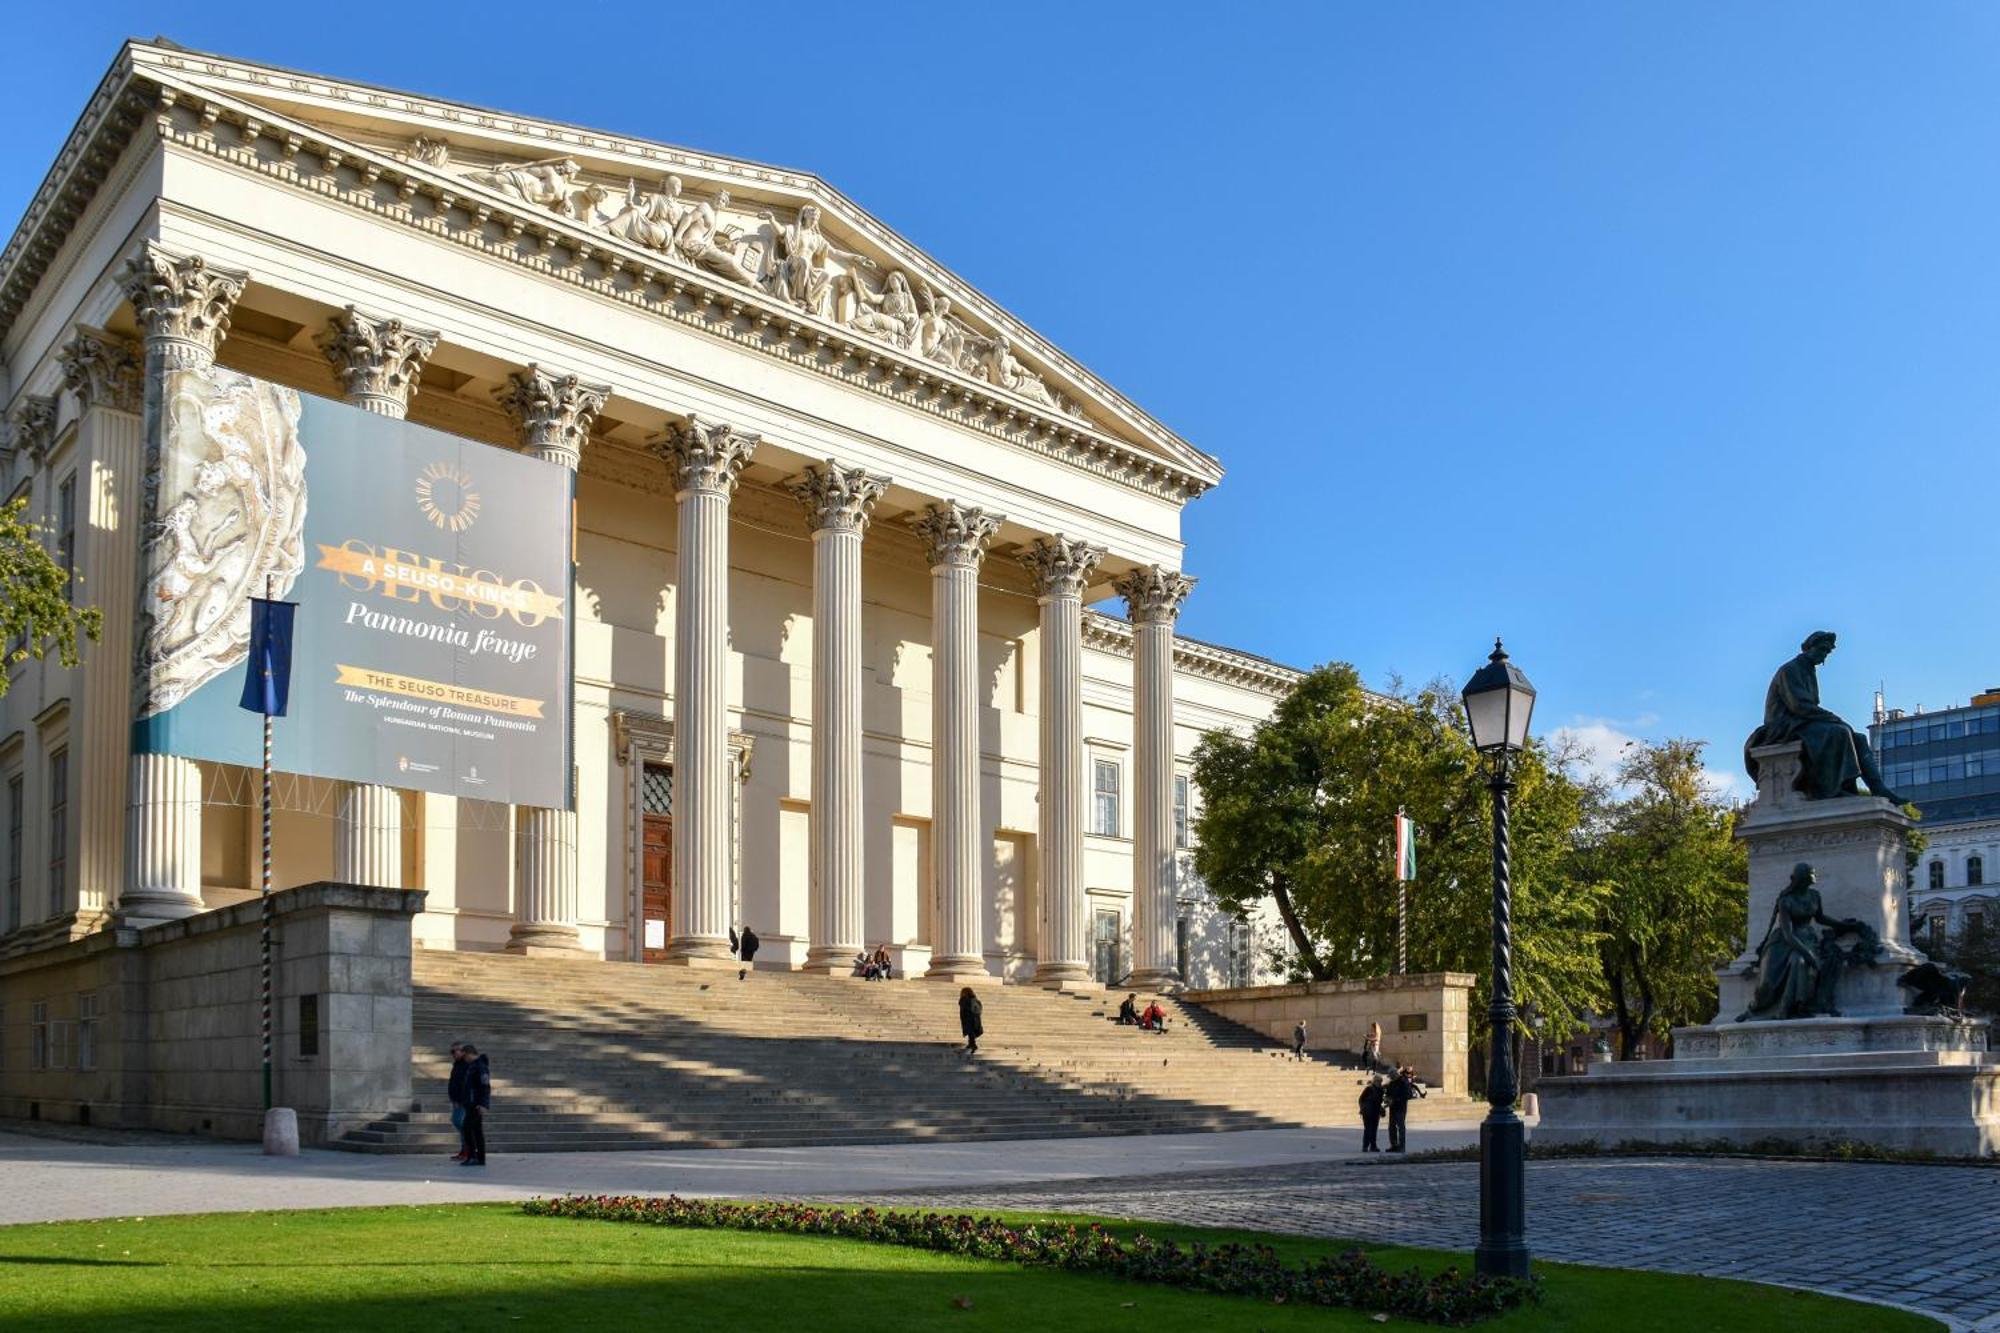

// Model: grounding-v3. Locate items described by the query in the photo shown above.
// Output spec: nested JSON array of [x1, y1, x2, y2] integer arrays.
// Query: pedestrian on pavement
[[1385, 1064, 1424, 1152], [737, 925, 760, 980], [1362, 1020, 1383, 1072], [1358, 1075, 1385, 1152], [958, 985, 983, 1054], [1292, 1019, 1308, 1061], [446, 1042, 470, 1162], [459, 1042, 490, 1167]]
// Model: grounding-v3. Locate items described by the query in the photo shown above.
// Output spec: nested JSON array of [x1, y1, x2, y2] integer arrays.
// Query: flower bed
[[523, 1195, 1538, 1325]]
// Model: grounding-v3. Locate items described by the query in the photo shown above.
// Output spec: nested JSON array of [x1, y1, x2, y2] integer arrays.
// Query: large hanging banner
[[132, 365, 573, 810]]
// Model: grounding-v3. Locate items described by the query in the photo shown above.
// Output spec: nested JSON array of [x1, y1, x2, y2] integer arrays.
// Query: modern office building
[[1870, 689, 2000, 947]]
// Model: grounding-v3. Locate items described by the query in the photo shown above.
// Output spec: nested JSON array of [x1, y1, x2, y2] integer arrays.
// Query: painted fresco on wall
[[134, 365, 573, 809]]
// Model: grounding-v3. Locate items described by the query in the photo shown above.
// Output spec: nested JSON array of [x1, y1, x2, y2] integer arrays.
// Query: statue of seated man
[[1744, 630, 1905, 802]]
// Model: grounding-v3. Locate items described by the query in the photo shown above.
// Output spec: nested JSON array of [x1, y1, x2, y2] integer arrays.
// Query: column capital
[[117, 244, 246, 368], [317, 305, 439, 417], [790, 459, 889, 535], [6, 394, 59, 462], [496, 363, 609, 470], [1115, 564, 1196, 626], [1021, 535, 1106, 601], [652, 414, 759, 497], [913, 500, 1003, 570], [58, 328, 143, 415]]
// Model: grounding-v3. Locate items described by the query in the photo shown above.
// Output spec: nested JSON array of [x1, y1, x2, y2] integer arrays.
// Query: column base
[[1127, 968, 1182, 992], [800, 947, 863, 977], [660, 936, 738, 969], [504, 922, 583, 956], [1031, 962, 1100, 993], [925, 956, 999, 983], [112, 891, 206, 928]]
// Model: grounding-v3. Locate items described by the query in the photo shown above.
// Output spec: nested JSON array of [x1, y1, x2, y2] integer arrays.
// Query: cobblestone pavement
[[864, 1155, 2000, 1329]]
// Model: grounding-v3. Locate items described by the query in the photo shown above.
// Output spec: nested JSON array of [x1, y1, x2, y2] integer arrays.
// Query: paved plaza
[[2, 1120, 1992, 1329]]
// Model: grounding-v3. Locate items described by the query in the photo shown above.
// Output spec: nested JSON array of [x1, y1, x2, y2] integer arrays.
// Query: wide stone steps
[[337, 952, 1475, 1152]]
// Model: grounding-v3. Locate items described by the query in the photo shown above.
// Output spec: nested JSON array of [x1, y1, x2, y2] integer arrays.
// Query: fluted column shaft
[[1118, 566, 1195, 989], [656, 418, 758, 964], [116, 245, 245, 922], [915, 503, 1001, 980], [793, 463, 888, 973], [1023, 537, 1103, 988], [321, 307, 439, 890], [496, 366, 606, 953]]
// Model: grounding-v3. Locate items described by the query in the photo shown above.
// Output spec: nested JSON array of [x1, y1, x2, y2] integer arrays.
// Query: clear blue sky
[[9, 5, 1998, 787]]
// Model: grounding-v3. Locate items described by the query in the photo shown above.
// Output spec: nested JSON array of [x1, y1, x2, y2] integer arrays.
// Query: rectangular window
[[1092, 759, 1120, 837], [4, 775, 20, 933], [1173, 774, 1190, 850], [47, 749, 66, 919], [1968, 912, 1987, 942], [56, 475, 76, 604], [30, 1001, 47, 1071], [1227, 918, 1253, 988], [1929, 914, 1948, 947], [76, 992, 97, 1072]]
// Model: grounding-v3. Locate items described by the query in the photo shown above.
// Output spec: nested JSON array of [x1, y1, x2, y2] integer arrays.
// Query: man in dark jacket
[[958, 986, 983, 1054], [459, 1044, 491, 1166], [446, 1043, 470, 1162], [1385, 1066, 1425, 1152], [1358, 1075, 1385, 1153], [737, 925, 760, 980]]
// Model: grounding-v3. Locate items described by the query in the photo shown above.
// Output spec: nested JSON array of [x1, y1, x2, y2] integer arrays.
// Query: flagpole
[[261, 574, 274, 1114]]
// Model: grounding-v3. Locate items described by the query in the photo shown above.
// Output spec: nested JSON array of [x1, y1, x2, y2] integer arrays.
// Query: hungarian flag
[[1394, 810, 1416, 882], [238, 597, 297, 718]]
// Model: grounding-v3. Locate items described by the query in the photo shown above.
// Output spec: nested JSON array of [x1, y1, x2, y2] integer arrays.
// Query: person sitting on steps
[[1117, 993, 1139, 1025], [1140, 999, 1169, 1033]]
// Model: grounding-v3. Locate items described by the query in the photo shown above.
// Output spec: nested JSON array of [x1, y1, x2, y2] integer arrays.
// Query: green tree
[[0, 496, 101, 695], [1189, 663, 1607, 1037], [1584, 740, 1747, 1057]]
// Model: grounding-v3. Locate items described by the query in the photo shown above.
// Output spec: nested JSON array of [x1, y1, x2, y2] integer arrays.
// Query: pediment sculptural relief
[[412, 138, 1085, 420]]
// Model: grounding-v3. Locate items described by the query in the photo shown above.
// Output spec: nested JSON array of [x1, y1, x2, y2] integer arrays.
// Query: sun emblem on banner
[[415, 461, 481, 532]]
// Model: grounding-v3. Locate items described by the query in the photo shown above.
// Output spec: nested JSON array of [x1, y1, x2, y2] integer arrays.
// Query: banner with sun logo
[[134, 366, 574, 809]]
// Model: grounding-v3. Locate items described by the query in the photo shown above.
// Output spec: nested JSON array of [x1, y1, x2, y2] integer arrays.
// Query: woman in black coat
[[958, 986, 983, 1054]]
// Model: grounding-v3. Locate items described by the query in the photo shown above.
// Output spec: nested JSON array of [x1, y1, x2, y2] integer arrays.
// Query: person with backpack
[[459, 1043, 491, 1167]]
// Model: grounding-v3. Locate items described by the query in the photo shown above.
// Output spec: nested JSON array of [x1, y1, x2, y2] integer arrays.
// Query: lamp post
[[1460, 637, 1536, 1280]]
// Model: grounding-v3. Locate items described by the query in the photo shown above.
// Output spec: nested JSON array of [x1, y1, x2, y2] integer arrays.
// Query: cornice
[[0, 46, 1217, 508], [1081, 609, 1306, 698]]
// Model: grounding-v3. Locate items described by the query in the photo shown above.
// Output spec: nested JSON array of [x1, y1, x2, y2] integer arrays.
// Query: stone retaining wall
[[1182, 972, 1475, 1097], [0, 883, 423, 1145]]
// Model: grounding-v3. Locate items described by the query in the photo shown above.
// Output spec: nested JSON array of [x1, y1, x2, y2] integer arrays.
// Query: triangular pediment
[[118, 42, 1221, 489]]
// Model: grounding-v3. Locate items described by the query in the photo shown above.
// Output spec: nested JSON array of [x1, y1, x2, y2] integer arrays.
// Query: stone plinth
[[1182, 972, 1474, 1096], [1725, 744, 1921, 1018]]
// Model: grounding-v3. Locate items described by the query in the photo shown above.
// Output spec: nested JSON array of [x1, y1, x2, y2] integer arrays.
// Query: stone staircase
[[335, 952, 1478, 1152]]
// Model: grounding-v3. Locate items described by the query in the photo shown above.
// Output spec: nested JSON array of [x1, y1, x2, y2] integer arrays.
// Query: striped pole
[[261, 574, 274, 1113]]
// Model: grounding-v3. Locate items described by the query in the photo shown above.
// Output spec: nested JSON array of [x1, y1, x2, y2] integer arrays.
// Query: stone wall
[[0, 883, 423, 1145], [1182, 972, 1475, 1097]]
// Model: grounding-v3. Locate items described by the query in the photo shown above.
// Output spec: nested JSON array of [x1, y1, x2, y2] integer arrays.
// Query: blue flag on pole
[[238, 598, 297, 717]]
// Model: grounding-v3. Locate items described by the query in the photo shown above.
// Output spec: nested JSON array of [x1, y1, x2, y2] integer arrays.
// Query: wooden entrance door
[[641, 762, 673, 963]]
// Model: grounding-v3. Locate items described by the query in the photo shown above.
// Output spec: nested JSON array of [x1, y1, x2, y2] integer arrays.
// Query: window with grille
[[642, 764, 673, 816], [1173, 774, 1190, 849], [1930, 861, 1946, 891], [77, 992, 97, 1072], [1970, 856, 1984, 888], [4, 775, 20, 933], [1092, 759, 1119, 837], [1929, 914, 1948, 947], [56, 475, 75, 604], [47, 749, 66, 919], [1227, 918, 1253, 988], [30, 1001, 47, 1071]]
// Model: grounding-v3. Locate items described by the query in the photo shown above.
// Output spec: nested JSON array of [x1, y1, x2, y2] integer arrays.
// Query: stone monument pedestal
[[1541, 744, 2000, 1156]]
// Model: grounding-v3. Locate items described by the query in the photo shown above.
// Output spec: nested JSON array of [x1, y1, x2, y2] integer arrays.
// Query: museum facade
[[0, 40, 1300, 1002]]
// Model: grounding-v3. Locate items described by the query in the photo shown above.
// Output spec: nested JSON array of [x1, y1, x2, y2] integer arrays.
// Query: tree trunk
[[1605, 953, 1642, 1060], [1270, 876, 1330, 980]]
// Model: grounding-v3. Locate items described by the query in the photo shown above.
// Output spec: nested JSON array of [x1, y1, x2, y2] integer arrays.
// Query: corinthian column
[[1115, 565, 1194, 989], [321, 307, 440, 890], [790, 461, 890, 974], [1022, 536, 1104, 989], [653, 416, 758, 965], [116, 245, 246, 923], [497, 366, 606, 953], [60, 329, 144, 926], [913, 501, 1002, 981]]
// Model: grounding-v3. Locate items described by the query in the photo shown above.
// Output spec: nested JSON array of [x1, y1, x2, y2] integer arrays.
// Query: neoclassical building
[[0, 41, 1300, 994]]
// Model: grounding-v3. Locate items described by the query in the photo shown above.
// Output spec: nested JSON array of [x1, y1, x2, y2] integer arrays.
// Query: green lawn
[[0, 1203, 1938, 1332]]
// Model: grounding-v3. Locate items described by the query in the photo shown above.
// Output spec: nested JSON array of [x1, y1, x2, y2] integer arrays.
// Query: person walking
[[1362, 1020, 1383, 1072], [446, 1043, 470, 1162], [1358, 1075, 1385, 1153], [1292, 1019, 1309, 1061], [1385, 1064, 1424, 1152], [459, 1042, 491, 1167], [958, 986, 984, 1055], [737, 925, 760, 981]]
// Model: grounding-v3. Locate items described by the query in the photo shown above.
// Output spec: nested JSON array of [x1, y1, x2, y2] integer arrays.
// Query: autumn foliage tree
[[0, 496, 101, 696]]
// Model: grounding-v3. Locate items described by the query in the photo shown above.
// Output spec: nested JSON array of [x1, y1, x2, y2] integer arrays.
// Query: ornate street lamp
[[1460, 637, 1536, 1280]]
